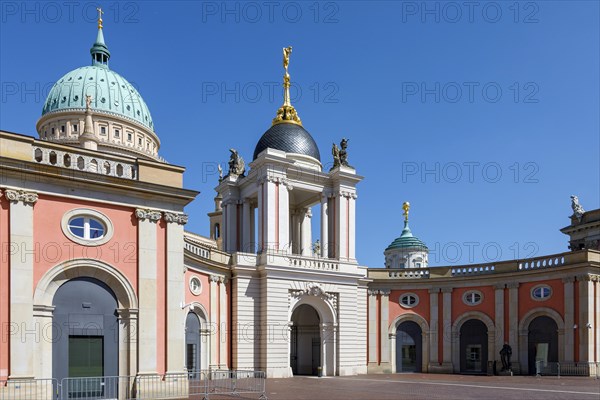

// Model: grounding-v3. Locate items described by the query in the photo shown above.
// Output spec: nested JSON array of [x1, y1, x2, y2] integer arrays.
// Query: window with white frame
[[68, 216, 105, 240], [531, 285, 552, 301], [189, 277, 202, 295], [463, 290, 483, 306], [399, 293, 419, 308], [61, 209, 114, 246]]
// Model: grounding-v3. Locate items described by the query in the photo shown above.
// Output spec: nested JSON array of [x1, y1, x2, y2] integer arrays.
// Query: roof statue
[[402, 201, 410, 221], [570, 195, 585, 221], [227, 149, 245, 178], [331, 138, 352, 170], [272, 46, 302, 126]]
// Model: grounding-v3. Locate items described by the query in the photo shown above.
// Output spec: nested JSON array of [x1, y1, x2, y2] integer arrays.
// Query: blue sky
[[1, 1, 598, 268]]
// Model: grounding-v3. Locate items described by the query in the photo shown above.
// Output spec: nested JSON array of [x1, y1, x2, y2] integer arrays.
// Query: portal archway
[[289, 293, 337, 376], [185, 312, 202, 372], [527, 316, 558, 375], [396, 321, 422, 372], [459, 319, 488, 374], [290, 305, 320, 375]]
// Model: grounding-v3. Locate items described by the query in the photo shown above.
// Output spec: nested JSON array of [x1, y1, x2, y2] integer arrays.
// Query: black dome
[[253, 122, 321, 161]]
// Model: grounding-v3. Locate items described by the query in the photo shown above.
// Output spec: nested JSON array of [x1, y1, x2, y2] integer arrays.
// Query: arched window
[[399, 293, 419, 308], [214, 223, 220, 239]]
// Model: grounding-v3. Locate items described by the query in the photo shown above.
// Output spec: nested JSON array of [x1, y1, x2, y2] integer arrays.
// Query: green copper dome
[[385, 221, 428, 251], [41, 23, 154, 132]]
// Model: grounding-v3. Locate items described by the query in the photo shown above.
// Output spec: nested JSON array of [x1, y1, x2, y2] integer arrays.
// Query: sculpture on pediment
[[570, 195, 585, 221], [228, 148, 245, 178]]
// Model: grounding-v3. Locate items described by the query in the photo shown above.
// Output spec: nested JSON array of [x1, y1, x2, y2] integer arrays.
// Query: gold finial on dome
[[272, 46, 302, 126], [96, 7, 104, 29], [402, 201, 410, 221]]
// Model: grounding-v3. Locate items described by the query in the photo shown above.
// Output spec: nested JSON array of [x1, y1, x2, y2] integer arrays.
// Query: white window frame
[[463, 290, 483, 306], [61, 208, 114, 246], [531, 284, 552, 301], [399, 293, 419, 308], [189, 276, 202, 296]]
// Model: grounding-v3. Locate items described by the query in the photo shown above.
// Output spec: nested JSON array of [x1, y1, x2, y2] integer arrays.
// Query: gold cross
[[97, 7, 104, 29]]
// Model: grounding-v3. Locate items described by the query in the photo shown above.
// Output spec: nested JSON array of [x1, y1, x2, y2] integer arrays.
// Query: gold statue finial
[[402, 201, 410, 221], [272, 46, 302, 126], [96, 7, 104, 29]]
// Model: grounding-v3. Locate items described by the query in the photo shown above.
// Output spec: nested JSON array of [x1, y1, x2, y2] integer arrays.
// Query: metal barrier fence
[[206, 370, 267, 400], [1, 370, 267, 400], [0, 378, 56, 400], [536, 361, 600, 378]]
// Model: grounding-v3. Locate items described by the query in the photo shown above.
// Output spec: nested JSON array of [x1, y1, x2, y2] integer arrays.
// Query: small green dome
[[41, 24, 154, 132], [385, 221, 428, 251]]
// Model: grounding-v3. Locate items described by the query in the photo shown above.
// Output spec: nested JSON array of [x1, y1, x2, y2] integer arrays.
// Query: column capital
[[218, 276, 227, 284], [590, 274, 600, 282], [210, 274, 222, 283], [163, 211, 188, 225], [116, 308, 139, 320], [441, 287, 453, 293], [507, 282, 520, 289], [494, 283, 506, 290], [576, 274, 592, 282], [379, 289, 391, 296], [257, 175, 293, 189], [4, 189, 38, 205], [428, 287, 440, 294], [562, 276, 576, 283], [367, 289, 379, 296], [135, 208, 161, 222]]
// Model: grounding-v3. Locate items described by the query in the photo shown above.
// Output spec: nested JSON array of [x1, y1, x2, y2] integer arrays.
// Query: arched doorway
[[460, 319, 488, 374], [185, 312, 202, 373], [52, 277, 118, 398], [396, 321, 422, 372], [528, 316, 558, 375], [290, 305, 320, 375]]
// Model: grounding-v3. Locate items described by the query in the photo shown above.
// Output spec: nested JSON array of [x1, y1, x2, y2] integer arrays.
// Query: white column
[[219, 277, 228, 368], [595, 276, 600, 363], [333, 193, 347, 260], [380, 290, 391, 365], [225, 201, 238, 252], [367, 290, 378, 367], [6, 190, 37, 379], [278, 182, 290, 253], [494, 284, 505, 357], [164, 212, 188, 373], [209, 275, 219, 368], [300, 208, 312, 256], [242, 199, 252, 253], [33, 305, 54, 379], [507, 282, 520, 373], [578, 274, 594, 361], [563, 277, 575, 361], [428, 288, 439, 367], [320, 195, 328, 258], [441, 287, 452, 367], [136, 208, 161, 374], [348, 194, 357, 260], [117, 308, 138, 377]]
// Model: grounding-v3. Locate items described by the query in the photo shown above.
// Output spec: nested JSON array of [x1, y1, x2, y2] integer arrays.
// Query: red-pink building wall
[[452, 286, 495, 322], [388, 289, 430, 324], [32, 195, 139, 293], [518, 279, 564, 320]]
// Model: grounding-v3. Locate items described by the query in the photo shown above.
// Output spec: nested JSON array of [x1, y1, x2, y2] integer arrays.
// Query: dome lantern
[[90, 8, 110, 67]]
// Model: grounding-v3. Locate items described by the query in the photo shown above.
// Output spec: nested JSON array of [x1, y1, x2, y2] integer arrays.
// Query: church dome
[[253, 122, 320, 161], [386, 221, 428, 251], [36, 12, 161, 161], [42, 65, 154, 132]]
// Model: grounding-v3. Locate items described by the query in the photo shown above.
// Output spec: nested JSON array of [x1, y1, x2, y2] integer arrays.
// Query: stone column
[[117, 308, 138, 378], [494, 284, 505, 357], [33, 305, 54, 379], [6, 189, 38, 379], [224, 201, 238, 253], [507, 282, 520, 373], [441, 287, 453, 368], [135, 208, 161, 374], [367, 290, 378, 368], [164, 212, 188, 373], [257, 177, 291, 253], [389, 332, 397, 373], [428, 288, 439, 368], [347, 194, 357, 260], [332, 192, 356, 261], [320, 195, 328, 257], [242, 199, 252, 253], [577, 274, 595, 362], [209, 275, 219, 368], [380, 290, 391, 367], [219, 277, 228, 369], [300, 208, 312, 256], [563, 277, 575, 361], [594, 275, 600, 363]]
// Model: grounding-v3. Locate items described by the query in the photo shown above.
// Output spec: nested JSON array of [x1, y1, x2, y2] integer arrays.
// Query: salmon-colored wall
[[452, 286, 495, 322], [156, 220, 166, 375], [32, 195, 138, 293], [388, 289, 430, 325], [0, 194, 9, 379], [518, 279, 564, 320], [184, 270, 210, 311]]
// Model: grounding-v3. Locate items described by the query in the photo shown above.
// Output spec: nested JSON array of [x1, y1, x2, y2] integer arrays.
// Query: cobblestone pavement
[[258, 374, 600, 400]]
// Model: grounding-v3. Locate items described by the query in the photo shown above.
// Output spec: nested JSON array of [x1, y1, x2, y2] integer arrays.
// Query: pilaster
[[507, 282, 520, 373], [367, 290, 378, 366], [379, 290, 391, 366], [219, 277, 228, 369], [563, 277, 575, 361], [577, 274, 594, 361], [209, 275, 219, 368], [494, 283, 505, 357]]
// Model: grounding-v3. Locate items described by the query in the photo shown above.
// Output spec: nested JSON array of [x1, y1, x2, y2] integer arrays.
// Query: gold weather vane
[[402, 201, 410, 221], [272, 46, 302, 126], [97, 7, 104, 29]]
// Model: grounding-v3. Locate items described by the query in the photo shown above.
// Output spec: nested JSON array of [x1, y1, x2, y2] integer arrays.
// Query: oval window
[[400, 293, 419, 308], [463, 291, 483, 306], [531, 285, 552, 301], [61, 209, 114, 246], [189, 277, 202, 295]]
